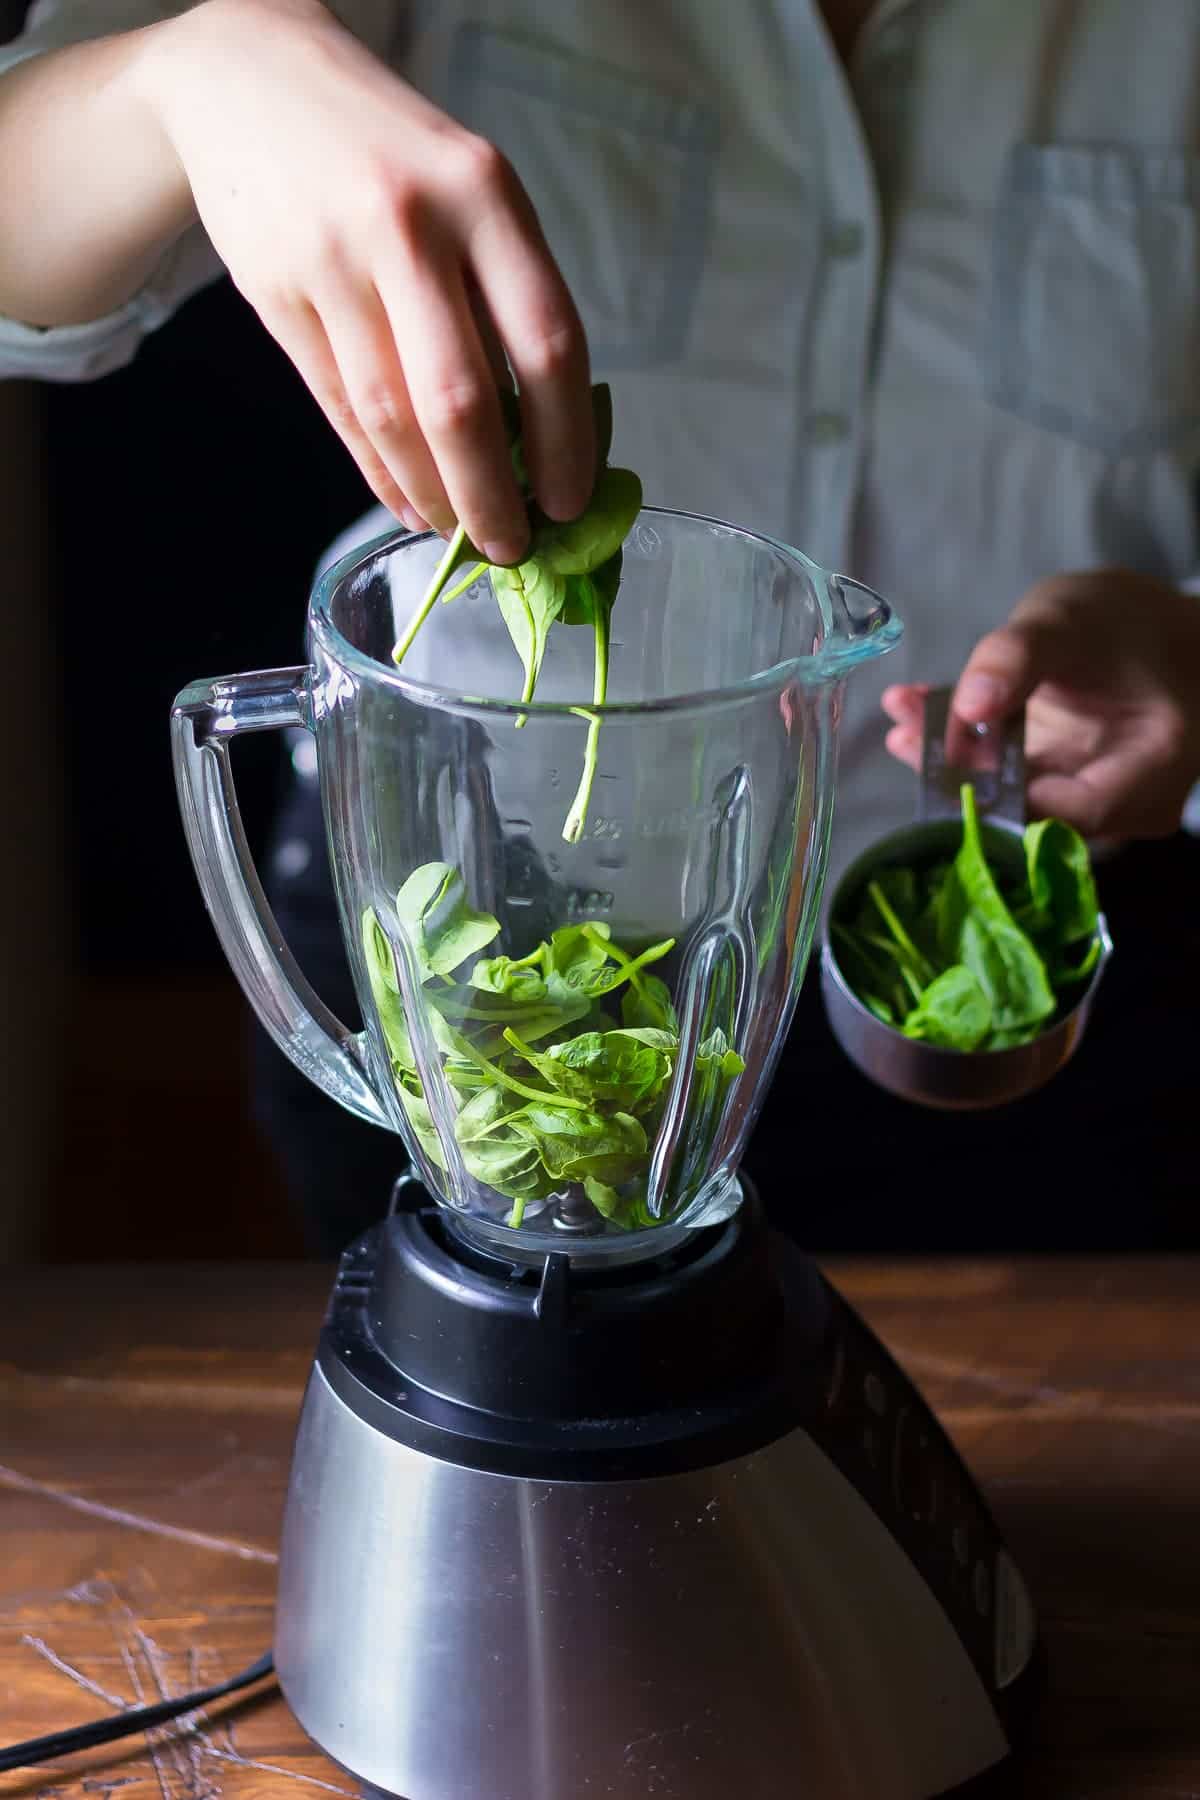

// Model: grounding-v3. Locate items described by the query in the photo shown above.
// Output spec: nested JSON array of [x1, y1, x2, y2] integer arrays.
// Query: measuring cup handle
[[171, 668, 392, 1130], [919, 685, 1026, 827]]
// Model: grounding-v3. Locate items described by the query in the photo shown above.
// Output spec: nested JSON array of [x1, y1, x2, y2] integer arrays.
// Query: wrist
[[145, 0, 335, 80], [117, 16, 205, 243], [134, 0, 338, 159]]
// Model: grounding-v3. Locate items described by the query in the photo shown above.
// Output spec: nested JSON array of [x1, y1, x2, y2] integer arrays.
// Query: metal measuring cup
[[819, 687, 1114, 1110]]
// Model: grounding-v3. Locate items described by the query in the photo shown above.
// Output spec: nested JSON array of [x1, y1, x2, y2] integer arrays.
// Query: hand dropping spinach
[[391, 384, 641, 843], [832, 783, 1101, 1053], [361, 863, 743, 1230]]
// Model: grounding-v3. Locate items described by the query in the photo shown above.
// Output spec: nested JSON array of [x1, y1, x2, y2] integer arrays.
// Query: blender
[[171, 510, 1039, 1798]]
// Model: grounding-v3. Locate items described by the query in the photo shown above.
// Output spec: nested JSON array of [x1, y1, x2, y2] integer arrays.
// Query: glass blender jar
[[171, 508, 901, 1259]]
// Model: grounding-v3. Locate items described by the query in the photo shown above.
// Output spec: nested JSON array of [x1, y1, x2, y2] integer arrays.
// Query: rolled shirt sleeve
[[0, 0, 224, 382]]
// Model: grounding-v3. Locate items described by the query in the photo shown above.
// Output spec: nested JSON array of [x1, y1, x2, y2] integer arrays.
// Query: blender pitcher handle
[[171, 668, 392, 1130]]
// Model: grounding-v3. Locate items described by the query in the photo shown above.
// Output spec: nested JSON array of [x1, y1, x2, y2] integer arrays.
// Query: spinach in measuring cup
[[831, 784, 1102, 1051], [391, 385, 641, 845]]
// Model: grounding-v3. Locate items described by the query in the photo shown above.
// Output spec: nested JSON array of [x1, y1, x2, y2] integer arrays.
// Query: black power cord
[[0, 1650, 275, 1773]]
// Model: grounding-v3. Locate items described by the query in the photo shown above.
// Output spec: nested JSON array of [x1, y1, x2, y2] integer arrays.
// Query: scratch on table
[[134, 1628, 220, 1800], [892, 1349, 1072, 1407], [66, 1580, 110, 1606], [19, 1635, 128, 1710], [106, 1589, 209, 1800], [890, 1349, 1200, 1435], [182, 1650, 358, 1800], [170, 1455, 274, 1502], [114, 1627, 174, 1800], [0, 1463, 278, 1564], [0, 1577, 110, 1620], [193, 1741, 357, 1797], [7, 1369, 299, 1415]]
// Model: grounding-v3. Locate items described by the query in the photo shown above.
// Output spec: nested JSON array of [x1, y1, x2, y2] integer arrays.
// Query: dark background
[[5, 4, 1197, 1263], [36, 275, 370, 1259]]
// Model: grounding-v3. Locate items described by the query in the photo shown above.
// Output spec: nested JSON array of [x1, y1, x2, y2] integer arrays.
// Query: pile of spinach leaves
[[831, 783, 1101, 1052], [391, 384, 641, 845], [362, 863, 744, 1230]]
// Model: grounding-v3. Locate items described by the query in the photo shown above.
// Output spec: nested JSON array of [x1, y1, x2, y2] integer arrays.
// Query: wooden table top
[[1, 1257, 1197, 1799]]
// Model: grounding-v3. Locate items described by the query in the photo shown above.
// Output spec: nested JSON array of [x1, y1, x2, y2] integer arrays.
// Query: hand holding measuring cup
[[882, 568, 1200, 839]]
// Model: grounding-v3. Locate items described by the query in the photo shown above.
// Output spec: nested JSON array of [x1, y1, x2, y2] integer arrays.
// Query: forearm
[[0, 0, 591, 543], [0, 21, 195, 328]]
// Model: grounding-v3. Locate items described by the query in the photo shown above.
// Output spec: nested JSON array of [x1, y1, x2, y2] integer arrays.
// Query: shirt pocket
[[448, 22, 719, 368], [983, 143, 1200, 456]]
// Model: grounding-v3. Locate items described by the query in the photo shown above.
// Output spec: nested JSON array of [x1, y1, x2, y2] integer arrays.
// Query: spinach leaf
[[1023, 817, 1100, 946], [833, 923, 912, 1023], [498, 1028, 597, 1104], [561, 548, 623, 627], [543, 922, 617, 999], [437, 559, 490, 607], [1046, 933, 1102, 988], [649, 1026, 745, 1212], [464, 1137, 552, 1211], [582, 1175, 659, 1232], [689, 1027, 746, 1140], [695, 1028, 746, 1085], [621, 972, 678, 1033], [582, 1175, 627, 1222], [507, 1102, 649, 1189], [541, 1026, 675, 1114], [394, 862, 501, 980], [921, 862, 969, 970], [454, 1084, 557, 1210], [578, 924, 675, 999], [430, 988, 591, 1064], [392, 519, 486, 665], [389, 385, 639, 842], [901, 964, 992, 1051], [529, 467, 643, 575], [951, 786, 1056, 1033], [454, 1083, 521, 1144], [397, 1080, 447, 1170], [560, 550, 623, 843], [360, 906, 415, 1073], [490, 556, 569, 716], [873, 866, 922, 923], [470, 951, 548, 1001], [865, 878, 937, 989]]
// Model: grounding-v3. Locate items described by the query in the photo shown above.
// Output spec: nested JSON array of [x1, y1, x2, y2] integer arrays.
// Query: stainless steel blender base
[[274, 1195, 1039, 1800], [277, 1360, 1014, 1800]]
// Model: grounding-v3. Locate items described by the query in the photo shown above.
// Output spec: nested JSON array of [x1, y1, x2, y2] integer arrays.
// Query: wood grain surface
[[1, 1259, 1197, 1798]]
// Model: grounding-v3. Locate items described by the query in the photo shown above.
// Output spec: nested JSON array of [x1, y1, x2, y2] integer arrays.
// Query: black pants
[[253, 768, 1200, 1257]]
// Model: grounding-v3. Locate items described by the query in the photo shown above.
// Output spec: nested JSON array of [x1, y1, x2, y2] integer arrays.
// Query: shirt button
[[808, 411, 850, 446], [828, 220, 865, 258]]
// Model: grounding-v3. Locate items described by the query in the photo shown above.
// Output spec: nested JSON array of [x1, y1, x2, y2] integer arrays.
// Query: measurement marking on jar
[[565, 890, 615, 918], [637, 806, 721, 839]]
